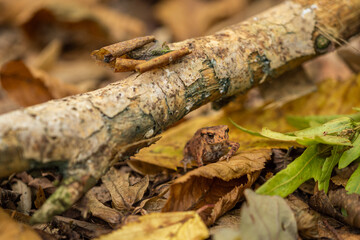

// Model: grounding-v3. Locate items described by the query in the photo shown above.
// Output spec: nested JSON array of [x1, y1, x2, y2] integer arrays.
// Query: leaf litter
[[0, 0, 360, 239]]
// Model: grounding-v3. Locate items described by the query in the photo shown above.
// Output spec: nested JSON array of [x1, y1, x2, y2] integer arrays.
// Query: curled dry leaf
[[0, 208, 41, 240], [82, 188, 123, 225], [162, 149, 271, 225], [101, 168, 149, 212], [95, 211, 209, 240], [0, 60, 81, 107]]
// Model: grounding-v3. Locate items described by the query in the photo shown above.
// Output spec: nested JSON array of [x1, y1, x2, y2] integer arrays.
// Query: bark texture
[[0, 0, 359, 223]]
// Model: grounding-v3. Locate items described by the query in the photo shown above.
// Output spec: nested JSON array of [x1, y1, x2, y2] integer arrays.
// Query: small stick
[[135, 48, 191, 73], [115, 58, 146, 72], [91, 36, 156, 62]]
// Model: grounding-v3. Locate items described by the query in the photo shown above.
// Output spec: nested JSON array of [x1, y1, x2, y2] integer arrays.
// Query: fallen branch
[[0, 0, 359, 223]]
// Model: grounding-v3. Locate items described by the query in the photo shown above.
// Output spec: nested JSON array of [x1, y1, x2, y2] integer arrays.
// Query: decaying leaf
[[162, 149, 271, 225], [79, 187, 123, 225], [11, 179, 32, 215], [0, 60, 80, 107], [329, 188, 360, 228], [54, 215, 112, 239], [95, 211, 209, 240], [34, 186, 46, 209], [101, 168, 149, 212], [133, 186, 169, 215], [213, 189, 298, 240], [0, 208, 41, 240], [285, 195, 319, 239]]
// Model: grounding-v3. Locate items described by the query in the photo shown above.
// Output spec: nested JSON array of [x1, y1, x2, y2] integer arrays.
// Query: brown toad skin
[[182, 125, 239, 170]]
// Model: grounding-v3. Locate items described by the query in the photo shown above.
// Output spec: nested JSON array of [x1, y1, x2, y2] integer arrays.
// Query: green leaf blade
[[293, 117, 354, 138], [256, 145, 325, 197], [339, 134, 360, 169], [345, 164, 360, 194], [318, 146, 343, 193]]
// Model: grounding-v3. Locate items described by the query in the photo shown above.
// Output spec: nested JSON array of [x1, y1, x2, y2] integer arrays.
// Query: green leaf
[[256, 145, 325, 197], [318, 146, 343, 193], [229, 119, 263, 137], [260, 128, 297, 141], [287, 113, 360, 129], [296, 135, 352, 146], [339, 133, 360, 169], [293, 117, 355, 137], [232, 117, 353, 147], [345, 164, 360, 194]]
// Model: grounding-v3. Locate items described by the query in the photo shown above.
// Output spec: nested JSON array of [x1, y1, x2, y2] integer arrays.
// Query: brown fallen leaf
[[54, 215, 112, 239], [1, 0, 145, 48], [34, 186, 46, 209], [0, 60, 81, 107], [76, 187, 122, 225], [329, 188, 360, 229], [133, 185, 169, 215], [101, 168, 149, 212], [0, 188, 21, 210], [28, 177, 56, 194], [0, 208, 41, 240], [95, 211, 209, 240], [286, 194, 320, 239], [162, 149, 271, 225], [155, 0, 247, 40]]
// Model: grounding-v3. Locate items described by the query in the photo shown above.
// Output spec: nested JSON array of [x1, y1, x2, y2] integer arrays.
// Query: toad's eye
[[207, 133, 215, 139]]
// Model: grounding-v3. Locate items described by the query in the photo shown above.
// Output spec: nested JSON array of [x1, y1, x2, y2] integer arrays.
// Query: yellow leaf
[[95, 211, 209, 240], [0, 208, 41, 240]]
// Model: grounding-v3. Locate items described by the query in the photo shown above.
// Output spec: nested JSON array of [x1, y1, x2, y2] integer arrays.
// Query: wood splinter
[[135, 47, 191, 73], [115, 58, 146, 72]]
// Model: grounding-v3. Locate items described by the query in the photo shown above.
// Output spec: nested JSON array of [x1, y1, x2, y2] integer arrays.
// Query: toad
[[182, 125, 240, 170]]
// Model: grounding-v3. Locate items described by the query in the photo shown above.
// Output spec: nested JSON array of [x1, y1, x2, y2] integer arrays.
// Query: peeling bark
[[0, 0, 359, 223]]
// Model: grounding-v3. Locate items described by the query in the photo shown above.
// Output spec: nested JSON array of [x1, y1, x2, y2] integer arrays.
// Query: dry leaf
[[133, 186, 169, 215], [209, 208, 241, 235], [213, 189, 298, 240], [162, 149, 271, 225], [102, 168, 149, 211], [55, 215, 112, 239], [95, 211, 209, 240], [0, 60, 81, 107], [1, 0, 145, 48], [34, 186, 46, 209], [155, 0, 247, 40], [0, 208, 41, 240], [11, 179, 31, 215], [329, 188, 360, 228], [82, 188, 122, 225]]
